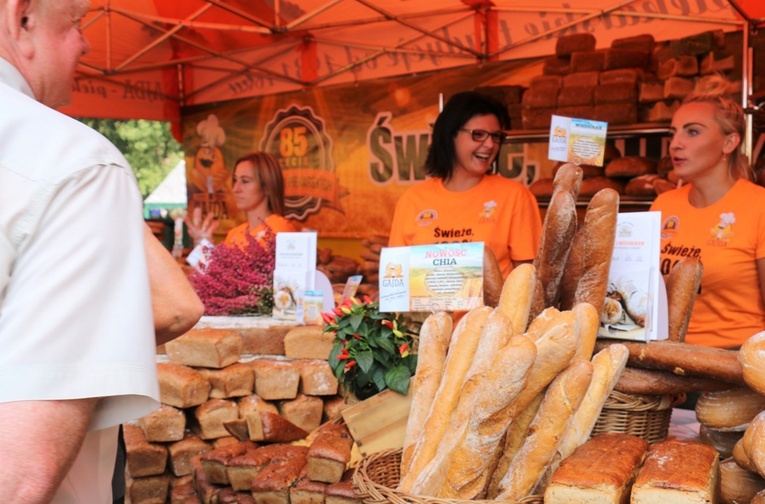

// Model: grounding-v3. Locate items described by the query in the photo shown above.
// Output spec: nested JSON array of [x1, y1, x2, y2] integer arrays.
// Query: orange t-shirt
[[224, 214, 298, 249], [650, 179, 765, 348], [388, 175, 542, 279]]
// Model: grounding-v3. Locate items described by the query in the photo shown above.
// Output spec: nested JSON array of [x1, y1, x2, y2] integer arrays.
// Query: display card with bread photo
[[378, 243, 484, 313], [598, 211, 668, 342], [548, 115, 608, 167], [273, 232, 317, 320]]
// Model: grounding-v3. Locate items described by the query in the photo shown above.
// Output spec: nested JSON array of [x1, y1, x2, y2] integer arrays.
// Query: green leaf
[[376, 336, 395, 354], [328, 345, 342, 371], [356, 350, 374, 373], [372, 366, 386, 391], [350, 313, 364, 331], [385, 364, 412, 395]]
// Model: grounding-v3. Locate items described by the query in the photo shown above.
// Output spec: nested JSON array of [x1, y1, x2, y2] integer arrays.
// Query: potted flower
[[323, 297, 417, 401]]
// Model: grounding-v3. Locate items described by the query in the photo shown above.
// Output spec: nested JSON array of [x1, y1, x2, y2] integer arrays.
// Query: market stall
[[59, 2, 765, 503]]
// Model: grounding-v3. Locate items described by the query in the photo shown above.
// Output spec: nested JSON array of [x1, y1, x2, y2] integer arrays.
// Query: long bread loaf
[[434, 335, 537, 499], [400, 312, 453, 476], [595, 339, 744, 385], [572, 302, 599, 362], [397, 306, 492, 491], [497, 263, 536, 335], [408, 309, 513, 495], [494, 360, 594, 501], [614, 367, 732, 395], [483, 247, 504, 308]]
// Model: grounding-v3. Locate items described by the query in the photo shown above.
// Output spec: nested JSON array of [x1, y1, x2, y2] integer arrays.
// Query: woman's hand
[[183, 208, 219, 246]]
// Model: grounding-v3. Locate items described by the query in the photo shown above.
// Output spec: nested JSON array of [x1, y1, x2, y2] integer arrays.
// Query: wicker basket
[[352, 448, 543, 504], [591, 390, 686, 443]]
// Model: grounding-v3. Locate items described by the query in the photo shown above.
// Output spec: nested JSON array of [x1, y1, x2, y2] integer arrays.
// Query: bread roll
[[544, 433, 649, 504], [739, 331, 765, 394], [562, 189, 619, 318], [734, 437, 758, 473], [578, 177, 625, 196], [398, 306, 492, 491], [483, 247, 504, 308], [696, 387, 765, 431], [494, 360, 594, 501], [529, 178, 554, 198], [595, 339, 745, 386], [631, 440, 719, 504], [436, 335, 538, 499], [666, 258, 704, 342], [614, 367, 731, 395], [400, 312, 452, 476], [531, 188, 578, 318], [604, 157, 657, 178], [497, 263, 536, 334]]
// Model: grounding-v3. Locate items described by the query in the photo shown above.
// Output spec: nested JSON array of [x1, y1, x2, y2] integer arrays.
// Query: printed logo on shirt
[[660, 216, 679, 239], [479, 200, 498, 223], [416, 209, 437, 227], [708, 212, 735, 246]]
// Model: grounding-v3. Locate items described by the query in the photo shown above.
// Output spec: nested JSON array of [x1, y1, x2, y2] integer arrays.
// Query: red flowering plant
[[189, 228, 275, 316], [324, 297, 417, 400]]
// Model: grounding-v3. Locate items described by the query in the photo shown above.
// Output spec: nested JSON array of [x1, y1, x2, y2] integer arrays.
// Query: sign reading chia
[[260, 105, 343, 221]]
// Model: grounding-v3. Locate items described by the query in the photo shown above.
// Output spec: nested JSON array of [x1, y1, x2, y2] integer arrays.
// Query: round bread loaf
[[579, 176, 625, 196], [604, 156, 657, 178], [529, 178, 554, 198], [625, 174, 661, 196], [657, 155, 674, 174], [696, 387, 765, 430], [754, 488, 765, 504], [720, 457, 765, 504], [734, 438, 759, 473], [742, 410, 765, 478], [739, 331, 765, 394], [699, 425, 743, 459]]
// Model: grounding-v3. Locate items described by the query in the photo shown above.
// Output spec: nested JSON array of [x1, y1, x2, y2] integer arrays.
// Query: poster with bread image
[[597, 212, 668, 342]]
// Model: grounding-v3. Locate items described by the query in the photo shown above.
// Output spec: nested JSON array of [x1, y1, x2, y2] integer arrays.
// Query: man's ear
[[5, 0, 29, 41]]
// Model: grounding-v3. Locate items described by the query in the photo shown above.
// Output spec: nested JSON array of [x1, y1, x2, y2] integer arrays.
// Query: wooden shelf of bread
[[124, 322, 367, 503], [380, 161, 765, 504]]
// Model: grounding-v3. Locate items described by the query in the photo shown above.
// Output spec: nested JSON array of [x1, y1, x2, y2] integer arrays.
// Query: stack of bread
[[357, 234, 389, 300], [124, 325, 361, 503], [512, 28, 740, 201]]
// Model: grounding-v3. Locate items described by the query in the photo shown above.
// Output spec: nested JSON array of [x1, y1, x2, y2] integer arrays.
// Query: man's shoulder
[[0, 89, 128, 182]]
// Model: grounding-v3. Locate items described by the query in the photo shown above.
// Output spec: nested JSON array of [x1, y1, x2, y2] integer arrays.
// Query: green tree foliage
[[78, 119, 183, 198]]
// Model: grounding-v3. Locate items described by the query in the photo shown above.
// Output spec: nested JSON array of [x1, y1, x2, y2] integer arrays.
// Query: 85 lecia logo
[[260, 105, 344, 220]]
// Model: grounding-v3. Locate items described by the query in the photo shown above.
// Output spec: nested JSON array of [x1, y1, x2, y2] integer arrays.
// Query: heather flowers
[[325, 297, 417, 400], [189, 229, 275, 316]]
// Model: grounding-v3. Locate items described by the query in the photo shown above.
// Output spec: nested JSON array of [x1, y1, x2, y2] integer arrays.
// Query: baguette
[[497, 263, 536, 334], [613, 367, 732, 395], [409, 309, 514, 495], [483, 247, 504, 308], [551, 345, 629, 476], [486, 393, 544, 499], [495, 360, 594, 501], [559, 225, 585, 310], [552, 162, 583, 200], [595, 339, 744, 385], [524, 307, 560, 341], [435, 335, 538, 499], [398, 306, 492, 491], [400, 312, 453, 477], [531, 189, 578, 319], [560, 189, 619, 318], [572, 302, 599, 362], [666, 258, 703, 342]]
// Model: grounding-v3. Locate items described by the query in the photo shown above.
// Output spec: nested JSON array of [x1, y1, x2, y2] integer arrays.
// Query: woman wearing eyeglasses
[[388, 91, 542, 279]]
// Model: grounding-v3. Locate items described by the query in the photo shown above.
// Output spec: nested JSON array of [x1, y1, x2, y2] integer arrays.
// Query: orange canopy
[[62, 0, 764, 122]]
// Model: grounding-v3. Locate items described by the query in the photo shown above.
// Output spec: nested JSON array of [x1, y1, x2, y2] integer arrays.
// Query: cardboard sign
[[548, 115, 608, 167], [378, 243, 484, 313]]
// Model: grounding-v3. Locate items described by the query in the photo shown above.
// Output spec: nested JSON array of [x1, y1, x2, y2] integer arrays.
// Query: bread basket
[[591, 390, 686, 443], [352, 448, 543, 504]]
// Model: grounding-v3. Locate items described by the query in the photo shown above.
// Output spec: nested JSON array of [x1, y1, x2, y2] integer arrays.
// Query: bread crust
[[613, 367, 731, 395], [666, 258, 703, 342], [494, 360, 594, 501], [739, 331, 765, 394]]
